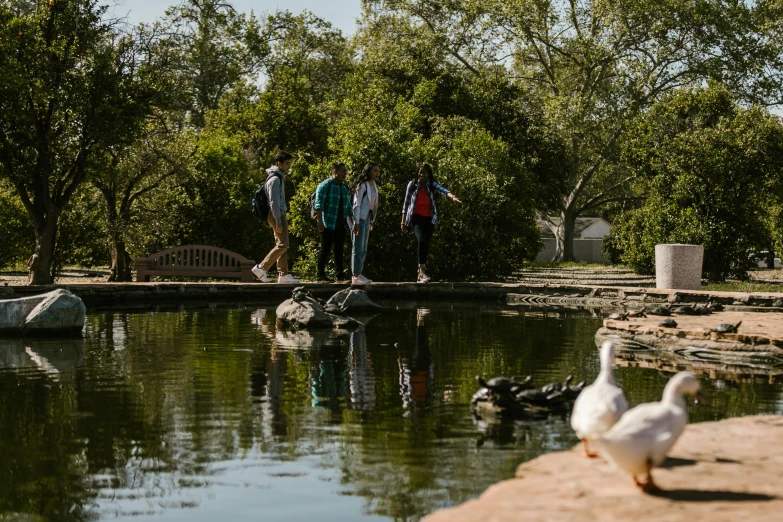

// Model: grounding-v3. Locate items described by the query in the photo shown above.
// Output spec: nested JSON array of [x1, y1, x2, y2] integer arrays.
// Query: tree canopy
[[368, 0, 783, 260], [604, 84, 783, 280], [2, 0, 783, 282]]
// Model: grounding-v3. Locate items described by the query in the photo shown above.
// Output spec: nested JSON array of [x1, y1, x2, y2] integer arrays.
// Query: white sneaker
[[351, 276, 365, 285], [417, 272, 431, 284], [358, 274, 372, 283], [252, 264, 270, 283], [277, 273, 300, 284]]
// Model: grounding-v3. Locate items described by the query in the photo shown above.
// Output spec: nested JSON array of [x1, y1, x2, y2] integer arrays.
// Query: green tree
[[91, 121, 196, 281], [367, 0, 783, 260], [0, 181, 33, 269], [286, 17, 551, 280], [0, 0, 163, 284], [160, 0, 271, 128], [606, 85, 783, 280], [180, 11, 353, 267]]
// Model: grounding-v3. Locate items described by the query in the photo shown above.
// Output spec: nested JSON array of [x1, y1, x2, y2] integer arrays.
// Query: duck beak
[[694, 391, 709, 405]]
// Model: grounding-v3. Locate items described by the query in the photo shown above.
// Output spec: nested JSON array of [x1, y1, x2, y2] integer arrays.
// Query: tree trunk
[[767, 246, 775, 269], [28, 215, 58, 285], [108, 234, 133, 282], [553, 208, 577, 262]]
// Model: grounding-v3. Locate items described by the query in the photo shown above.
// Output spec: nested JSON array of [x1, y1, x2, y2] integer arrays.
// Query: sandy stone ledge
[[423, 416, 783, 522]]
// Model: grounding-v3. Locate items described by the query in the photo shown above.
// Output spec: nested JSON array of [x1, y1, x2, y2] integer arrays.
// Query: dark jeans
[[318, 225, 346, 280], [412, 214, 434, 266]]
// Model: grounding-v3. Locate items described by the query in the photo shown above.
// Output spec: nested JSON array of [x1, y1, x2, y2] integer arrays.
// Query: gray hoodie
[[265, 166, 287, 224]]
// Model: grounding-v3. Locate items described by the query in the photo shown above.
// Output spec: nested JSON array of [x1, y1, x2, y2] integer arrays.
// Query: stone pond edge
[[421, 415, 783, 522], [2, 281, 783, 310]]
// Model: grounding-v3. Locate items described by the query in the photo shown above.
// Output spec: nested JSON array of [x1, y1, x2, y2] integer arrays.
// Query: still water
[[1, 302, 781, 521]]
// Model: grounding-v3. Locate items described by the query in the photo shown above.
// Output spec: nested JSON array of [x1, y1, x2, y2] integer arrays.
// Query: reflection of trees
[[0, 339, 91, 520], [1, 304, 781, 521]]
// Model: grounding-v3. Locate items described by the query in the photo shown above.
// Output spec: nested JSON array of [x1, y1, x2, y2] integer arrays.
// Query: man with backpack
[[251, 151, 300, 284], [314, 162, 357, 282]]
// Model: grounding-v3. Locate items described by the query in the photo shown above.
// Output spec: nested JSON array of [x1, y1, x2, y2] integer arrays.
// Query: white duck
[[570, 341, 628, 458], [597, 371, 704, 492]]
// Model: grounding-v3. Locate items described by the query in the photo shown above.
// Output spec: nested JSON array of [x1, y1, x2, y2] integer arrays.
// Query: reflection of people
[[399, 309, 434, 414], [310, 346, 346, 410], [249, 307, 289, 436], [347, 327, 376, 411]]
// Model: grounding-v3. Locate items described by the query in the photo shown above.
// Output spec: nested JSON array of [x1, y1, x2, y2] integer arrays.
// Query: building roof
[[536, 217, 609, 238]]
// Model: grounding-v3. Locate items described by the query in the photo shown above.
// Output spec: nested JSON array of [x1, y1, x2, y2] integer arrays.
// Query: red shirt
[[413, 187, 432, 217]]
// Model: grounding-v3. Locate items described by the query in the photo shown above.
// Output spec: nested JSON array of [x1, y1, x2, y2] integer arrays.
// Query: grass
[[700, 281, 783, 294], [526, 261, 618, 269]]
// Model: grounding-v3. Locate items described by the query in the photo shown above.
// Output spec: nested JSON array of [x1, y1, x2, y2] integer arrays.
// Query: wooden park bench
[[135, 245, 255, 282]]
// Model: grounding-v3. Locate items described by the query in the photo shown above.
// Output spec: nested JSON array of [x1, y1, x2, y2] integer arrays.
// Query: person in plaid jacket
[[314, 162, 357, 281]]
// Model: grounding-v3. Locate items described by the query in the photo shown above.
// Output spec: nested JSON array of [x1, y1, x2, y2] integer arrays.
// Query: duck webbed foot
[[633, 473, 661, 493], [581, 438, 599, 458]]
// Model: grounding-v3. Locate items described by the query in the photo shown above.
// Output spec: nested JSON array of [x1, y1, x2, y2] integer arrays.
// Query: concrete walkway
[[424, 415, 783, 522], [2, 281, 783, 310]]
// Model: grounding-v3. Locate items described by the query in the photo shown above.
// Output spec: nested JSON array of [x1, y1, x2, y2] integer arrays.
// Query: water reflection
[[347, 327, 376, 412], [0, 303, 780, 522], [310, 344, 347, 410], [0, 338, 84, 377], [602, 337, 783, 385], [399, 309, 434, 416]]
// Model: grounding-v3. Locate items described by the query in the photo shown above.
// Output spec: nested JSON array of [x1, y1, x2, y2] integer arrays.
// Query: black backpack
[[251, 172, 282, 221]]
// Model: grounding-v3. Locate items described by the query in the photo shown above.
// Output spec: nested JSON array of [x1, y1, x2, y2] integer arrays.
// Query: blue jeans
[[351, 219, 371, 275]]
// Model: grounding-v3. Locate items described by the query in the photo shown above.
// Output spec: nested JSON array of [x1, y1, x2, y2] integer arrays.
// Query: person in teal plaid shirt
[[315, 162, 357, 282]]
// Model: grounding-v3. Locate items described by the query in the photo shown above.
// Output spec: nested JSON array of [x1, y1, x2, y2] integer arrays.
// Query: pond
[[1, 302, 781, 521]]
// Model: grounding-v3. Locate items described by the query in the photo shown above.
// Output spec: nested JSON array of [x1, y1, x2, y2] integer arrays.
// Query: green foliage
[[287, 57, 545, 280], [124, 179, 192, 258], [206, 83, 330, 164], [370, 0, 783, 260], [161, 0, 272, 127], [0, 0, 168, 283], [52, 186, 109, 273], [176, 129, 271, 259], [9, 1, 783, 284], [607, 85, 783, 280], [0, 181, 33, 269]]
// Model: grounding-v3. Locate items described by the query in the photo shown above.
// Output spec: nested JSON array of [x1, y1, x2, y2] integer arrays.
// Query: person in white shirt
[[349, 163, 380, 284]]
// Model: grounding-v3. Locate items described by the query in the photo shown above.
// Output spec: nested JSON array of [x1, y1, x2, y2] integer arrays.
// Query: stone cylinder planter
[[655, 244, 704, 291]]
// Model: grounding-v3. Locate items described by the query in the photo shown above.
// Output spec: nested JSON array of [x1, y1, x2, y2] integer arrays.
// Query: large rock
[[276, 298, 361, 329], [276, 298, 335, 328], [0, 289, 85, 337], [326, 288, 382, 313]]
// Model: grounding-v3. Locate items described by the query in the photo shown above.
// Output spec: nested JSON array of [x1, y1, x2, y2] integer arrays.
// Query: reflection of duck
[[570, 341, 628, 458], [597, 371, 704, 492]]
